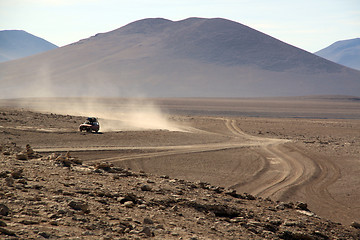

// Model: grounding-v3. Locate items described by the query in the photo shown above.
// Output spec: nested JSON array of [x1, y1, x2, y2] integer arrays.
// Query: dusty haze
[[7, 98, 182, 132]]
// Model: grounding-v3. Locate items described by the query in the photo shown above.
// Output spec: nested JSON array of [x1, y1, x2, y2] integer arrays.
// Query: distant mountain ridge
[[315, 38, 360, 71], [0, 30, 58, 62], [0, 18, 359, 98]]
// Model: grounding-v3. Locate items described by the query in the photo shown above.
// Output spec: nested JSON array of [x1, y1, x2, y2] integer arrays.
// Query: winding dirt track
[[225, 119, 312, 199], [35, 118, 350, 221]]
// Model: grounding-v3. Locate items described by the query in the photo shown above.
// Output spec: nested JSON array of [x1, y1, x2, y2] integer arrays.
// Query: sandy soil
[[0, 97, 359, 228], [2, 144, 359, 239]]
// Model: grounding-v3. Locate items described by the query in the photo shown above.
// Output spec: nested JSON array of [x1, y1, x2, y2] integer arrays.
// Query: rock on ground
[[0, 143, 359, 239]]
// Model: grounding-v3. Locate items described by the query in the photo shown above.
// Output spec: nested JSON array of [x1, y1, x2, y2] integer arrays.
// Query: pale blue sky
[[0, 0, 359, 52]]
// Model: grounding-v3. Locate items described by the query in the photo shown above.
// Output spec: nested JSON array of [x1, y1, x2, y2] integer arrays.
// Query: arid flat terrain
[[0, 97, 360, 239]]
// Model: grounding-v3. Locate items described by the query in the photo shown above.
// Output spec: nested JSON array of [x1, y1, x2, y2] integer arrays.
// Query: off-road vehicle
[[79, 117, 100, 133]]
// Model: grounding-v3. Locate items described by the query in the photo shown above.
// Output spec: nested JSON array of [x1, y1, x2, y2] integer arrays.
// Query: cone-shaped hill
[[1, 18, 359, 98]]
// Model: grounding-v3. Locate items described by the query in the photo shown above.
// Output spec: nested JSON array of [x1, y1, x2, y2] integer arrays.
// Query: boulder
[[143, 217, 154, 225], [141, 226, 154, 237], [11, 169, 23, 179], [0, 204, 10, 216], [351, 221, 360, 229], [95, 162, 113, 171], [68, 200, 90, 213], [141, 184, 152, 191], [295, 202, 309, 211], [15, 152, 28, 160], [25, 144, 41, 159], [0, 227, 16, 236], [124, 201, 134, 208]]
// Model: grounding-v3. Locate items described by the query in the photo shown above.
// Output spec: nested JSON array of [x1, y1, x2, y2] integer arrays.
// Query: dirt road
[[1, 103, 357, 225], [32, 117, 355, 223]]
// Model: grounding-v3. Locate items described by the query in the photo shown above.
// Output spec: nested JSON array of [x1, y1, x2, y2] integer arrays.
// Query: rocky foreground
[[0, 143, 359, 240]]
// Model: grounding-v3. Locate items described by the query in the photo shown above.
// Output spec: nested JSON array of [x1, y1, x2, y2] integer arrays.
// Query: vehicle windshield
[[85, 117, 98, 124]]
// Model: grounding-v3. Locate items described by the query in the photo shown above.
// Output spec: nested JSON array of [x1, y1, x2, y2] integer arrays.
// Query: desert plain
[[0, 96, 359, 239]]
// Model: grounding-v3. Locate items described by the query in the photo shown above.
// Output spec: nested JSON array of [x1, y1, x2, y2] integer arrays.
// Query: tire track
[[225, 119, 314, 200], [280, 144, 352, 223], [36, 141, 262, 164], [253, 144, 307, 199], [35, 117, 346, 221], [227, 119, 350, 223], [224, 119, 298, 198]]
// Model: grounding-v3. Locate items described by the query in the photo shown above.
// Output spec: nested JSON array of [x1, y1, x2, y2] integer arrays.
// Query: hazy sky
[[0, 0, 359, 52]]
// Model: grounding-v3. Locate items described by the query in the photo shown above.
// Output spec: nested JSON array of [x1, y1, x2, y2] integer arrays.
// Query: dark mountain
[[315, 38, 360, 71], [0, 30, 58, 62], [0, 18, 359, 98]]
